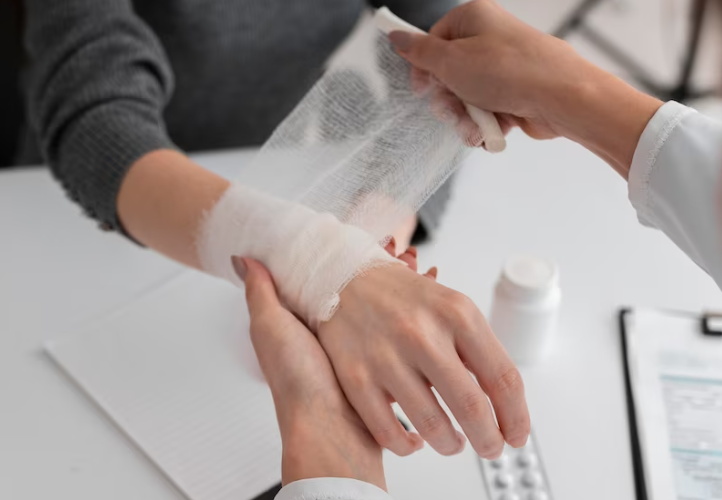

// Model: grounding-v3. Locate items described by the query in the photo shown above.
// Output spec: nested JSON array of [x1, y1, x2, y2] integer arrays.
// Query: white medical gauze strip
[[374, 7, 506, 153], [198, 182, 398, 326], [233, 13, 472, 240]]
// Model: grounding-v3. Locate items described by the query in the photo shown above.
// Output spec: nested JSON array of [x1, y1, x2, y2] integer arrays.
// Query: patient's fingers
[[388, 369, 465, 455], [425, 266, 438, 280], [397, 246, 418, 271], [384, 236, 397, 257], [341, 381, 424, 456]]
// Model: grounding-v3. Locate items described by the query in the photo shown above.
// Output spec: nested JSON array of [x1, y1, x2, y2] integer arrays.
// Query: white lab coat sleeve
[[275, 478, 393, 500], [629, 100, 722, 287]]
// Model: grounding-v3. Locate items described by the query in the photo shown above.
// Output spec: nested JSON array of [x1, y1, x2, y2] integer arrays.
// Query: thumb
[[389, 31, 452, 75], [233, 257, 282, 317]]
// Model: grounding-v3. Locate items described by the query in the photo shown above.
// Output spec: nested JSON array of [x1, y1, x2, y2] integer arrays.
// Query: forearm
[[546, 62, 663, 179], [117, 149, 229, 268]]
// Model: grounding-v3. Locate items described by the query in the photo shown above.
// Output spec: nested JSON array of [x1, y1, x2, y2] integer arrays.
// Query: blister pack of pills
[[478, 433, 552, 500]]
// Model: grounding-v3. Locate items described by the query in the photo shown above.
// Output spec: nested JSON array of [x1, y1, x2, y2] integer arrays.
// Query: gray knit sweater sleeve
[[23, 0, 175, 231]]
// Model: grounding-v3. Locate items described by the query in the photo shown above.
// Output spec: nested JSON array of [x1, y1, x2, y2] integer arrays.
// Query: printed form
[[626, 309, 722, 500]]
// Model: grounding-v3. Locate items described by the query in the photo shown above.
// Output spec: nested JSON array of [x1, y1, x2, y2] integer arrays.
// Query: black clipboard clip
[[701, 312, 722, 336]]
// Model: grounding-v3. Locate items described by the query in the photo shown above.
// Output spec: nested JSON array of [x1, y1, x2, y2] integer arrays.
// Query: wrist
[[280, 416, 386, 489], [546, 63, 662, 177]]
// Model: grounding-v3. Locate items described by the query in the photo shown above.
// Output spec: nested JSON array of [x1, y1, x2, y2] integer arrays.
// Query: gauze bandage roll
[[199, 10, 480, 326]]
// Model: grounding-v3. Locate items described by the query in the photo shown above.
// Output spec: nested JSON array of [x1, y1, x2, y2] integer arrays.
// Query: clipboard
[[619, 307, 722, 500]]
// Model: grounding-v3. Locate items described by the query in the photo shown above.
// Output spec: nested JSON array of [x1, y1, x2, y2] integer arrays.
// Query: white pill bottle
[[489, 255, 561, 365]]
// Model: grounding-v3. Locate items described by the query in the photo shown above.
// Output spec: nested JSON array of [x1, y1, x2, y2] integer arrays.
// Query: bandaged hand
[[318, 246, 530, 458], [198, 183, 399, 328]]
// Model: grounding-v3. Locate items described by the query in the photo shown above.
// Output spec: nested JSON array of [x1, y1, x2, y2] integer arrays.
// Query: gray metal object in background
[[553, 0, 717, 103]]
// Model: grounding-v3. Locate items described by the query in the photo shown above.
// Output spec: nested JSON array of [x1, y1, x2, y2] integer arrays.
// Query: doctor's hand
[[240, 257, 386, 489], [389, 0, 662, 176], [396, 0, 567, 142], [318, 243, 530, 459]]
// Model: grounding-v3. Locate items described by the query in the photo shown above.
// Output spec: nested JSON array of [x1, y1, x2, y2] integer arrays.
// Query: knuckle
[[416, 410, 447, 437], [408, 330, 449, 362], [389, 313, 440, 354], [441, 291, 478, 327], [493, 367, 525, 397], [387, 311, 408, 334], [457, 392, 489, 422], [343, 366, 372, 391], [389, 312, 421, 336]]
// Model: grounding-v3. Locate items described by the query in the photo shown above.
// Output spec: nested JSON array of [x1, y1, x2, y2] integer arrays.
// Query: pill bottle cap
[[498, 255, 559, 302]]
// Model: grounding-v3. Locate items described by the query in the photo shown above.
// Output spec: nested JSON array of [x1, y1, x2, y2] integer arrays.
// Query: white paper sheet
[[45, 271, 282, 500], [625, 309, 722, 500]]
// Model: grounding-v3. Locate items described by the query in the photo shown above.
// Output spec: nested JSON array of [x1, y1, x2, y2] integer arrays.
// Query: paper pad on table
[[45, 272, 281, 500]]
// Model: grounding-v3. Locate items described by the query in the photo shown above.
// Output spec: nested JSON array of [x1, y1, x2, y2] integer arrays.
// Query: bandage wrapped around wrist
[[198, 183, 398, 326], [197, 12, 474, 326]]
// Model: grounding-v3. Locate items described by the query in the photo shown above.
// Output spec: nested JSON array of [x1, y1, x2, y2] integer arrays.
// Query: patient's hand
[[318, 245, 530, 458], [241, 257, 387, 488]]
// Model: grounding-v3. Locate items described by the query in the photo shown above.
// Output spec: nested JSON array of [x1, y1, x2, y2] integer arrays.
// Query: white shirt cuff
[[628, 100, 696, 227], [275, 478, 393, 500]]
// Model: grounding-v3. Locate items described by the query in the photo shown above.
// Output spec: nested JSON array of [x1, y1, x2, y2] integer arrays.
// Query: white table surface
[[2, 132, 721, 500]]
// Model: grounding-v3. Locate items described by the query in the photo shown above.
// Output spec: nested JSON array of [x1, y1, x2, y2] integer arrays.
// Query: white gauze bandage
[[198, 183, 397, 326], [199, 9, 484, 326]]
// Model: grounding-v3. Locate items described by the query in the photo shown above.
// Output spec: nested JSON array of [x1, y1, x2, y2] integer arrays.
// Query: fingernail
[[407, 246, 417, 258], [389, 31, 413, 52], [232, 256, 247, 281], [427, 266, 438, 279], [508, 432, 530, 448], [388, 236, 396, 255]]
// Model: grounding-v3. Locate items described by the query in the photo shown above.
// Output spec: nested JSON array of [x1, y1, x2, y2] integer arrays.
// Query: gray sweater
[[20, 0, 455, 236]]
